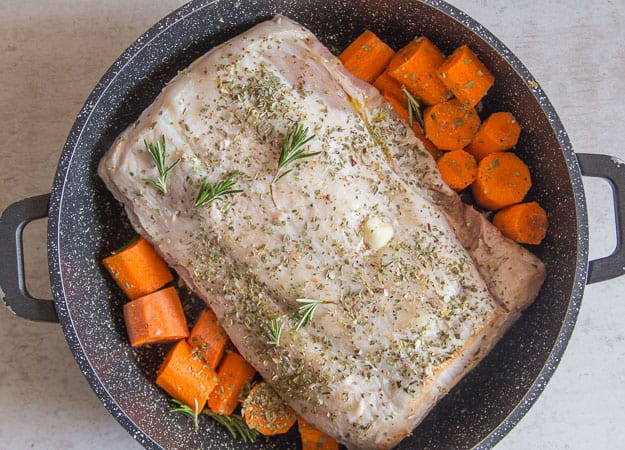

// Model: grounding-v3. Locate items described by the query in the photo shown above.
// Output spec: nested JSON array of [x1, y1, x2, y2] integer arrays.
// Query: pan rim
[[46, 0, 588, 448]]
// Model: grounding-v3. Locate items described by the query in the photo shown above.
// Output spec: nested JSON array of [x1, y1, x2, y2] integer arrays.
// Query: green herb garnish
[[293, 298, 326, 330], [270, 122, 318, 206], [267, 317, 284, 346], [401, 85, 424, 129], [170, 398, 199, 430], [204, 411, 258, 442], [267, 298, 330, 343], [142, 135, 180, 194], [194, 171, 243, 208]]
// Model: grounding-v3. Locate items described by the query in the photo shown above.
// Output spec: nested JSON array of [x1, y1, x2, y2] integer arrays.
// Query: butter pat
[[364, 216, 394, 251]]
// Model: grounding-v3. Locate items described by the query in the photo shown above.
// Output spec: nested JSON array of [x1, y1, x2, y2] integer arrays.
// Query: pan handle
[[0, 193, 58, 322], [577, 153, 625, 284]]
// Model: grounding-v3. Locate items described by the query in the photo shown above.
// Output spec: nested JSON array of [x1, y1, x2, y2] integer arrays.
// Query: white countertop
[[1, 0, 624, 448]]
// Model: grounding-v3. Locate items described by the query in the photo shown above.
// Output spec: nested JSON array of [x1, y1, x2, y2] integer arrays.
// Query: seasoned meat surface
[[99, 16, 545, 449]]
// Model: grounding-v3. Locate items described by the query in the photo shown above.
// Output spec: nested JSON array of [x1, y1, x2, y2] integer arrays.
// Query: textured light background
[[1, 0, 623, 448]]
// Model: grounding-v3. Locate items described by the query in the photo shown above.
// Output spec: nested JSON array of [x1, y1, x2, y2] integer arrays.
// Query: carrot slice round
[[437, 149, 477, 191], [472, 152, 532, 210], [242, 381, 297, 436], [423, 99, 481, 151], [466, 111, 521, 161]]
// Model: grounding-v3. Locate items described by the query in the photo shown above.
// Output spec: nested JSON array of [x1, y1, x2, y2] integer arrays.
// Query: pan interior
[[47, 1, 584, 448]]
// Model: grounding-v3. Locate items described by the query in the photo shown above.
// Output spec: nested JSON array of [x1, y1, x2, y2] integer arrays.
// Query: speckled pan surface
[[47, 0, 586, 448]]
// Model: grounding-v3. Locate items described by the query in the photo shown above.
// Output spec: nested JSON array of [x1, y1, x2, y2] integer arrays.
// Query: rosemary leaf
[[169, 398, 199, 430], [267, 317, 284, 346], [194, 171, 243, 208], [270, 122, 318, 206], [400, 85, 424, 129], [276, 122, 318, 174], [294, 298, 325, 330], [142, 135, 180, 194], [273, 167, 294, 184], [204, 411, 258, 442]]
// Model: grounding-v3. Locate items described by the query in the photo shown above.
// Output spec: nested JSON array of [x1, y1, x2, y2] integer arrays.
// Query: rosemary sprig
[[204, 411, 258, 442], [267, 317, 284, 346], [169, 398, 199, 430], [401, 85, 424, 129], [194, 171, 243, 208], [267, 299, 330, 344], [294, 298, 326, 330], [273, 122, 318, 183], [142, 135, 180, 194], [169, 398, 258, 442], [270, 122, 318, 206]]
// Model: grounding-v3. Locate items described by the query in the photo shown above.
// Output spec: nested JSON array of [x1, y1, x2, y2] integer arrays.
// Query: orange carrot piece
[[339, 30, 395, 83], [416, 129, 445, 160], [123, 286, 189, 346], [155, 339, 218, 411], [493, 201, 548, 244], [437, 149, 478, 191], [208, 351, 256, 416], [472, 152, 532, 210], [298, 417, 339, 450], [373, 71, 405, 104], [242, 381, 297, 436], [423, 99, 481, 151], [383, 94, 442, 159], [388, 36, 450, 105], [386, 38, 420, 73], [466, 112, 521, 161], [438, 44, 495, 108], [383, 94, 415, 129], [187, 308, 229, 369], [102, 236, 173, 300]]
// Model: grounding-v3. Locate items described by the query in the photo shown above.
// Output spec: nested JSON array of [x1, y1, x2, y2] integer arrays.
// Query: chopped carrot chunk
[[423, 99, 481, 151], [466, 111, 521, 161], [208, 351, 256, 416], [188, 308, 229, 369], [123, 286, 189, 346], [437, 149, 478, 191], [493, 201, 548, 244], [103, 236, 173, 300], [472, 152, 532, 210], [298, 417, 339, 450], [155, 340, 218, 411], [438, 44, 494, 108], [339, 30, 395, 83], [388, 37, 450, 105]]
